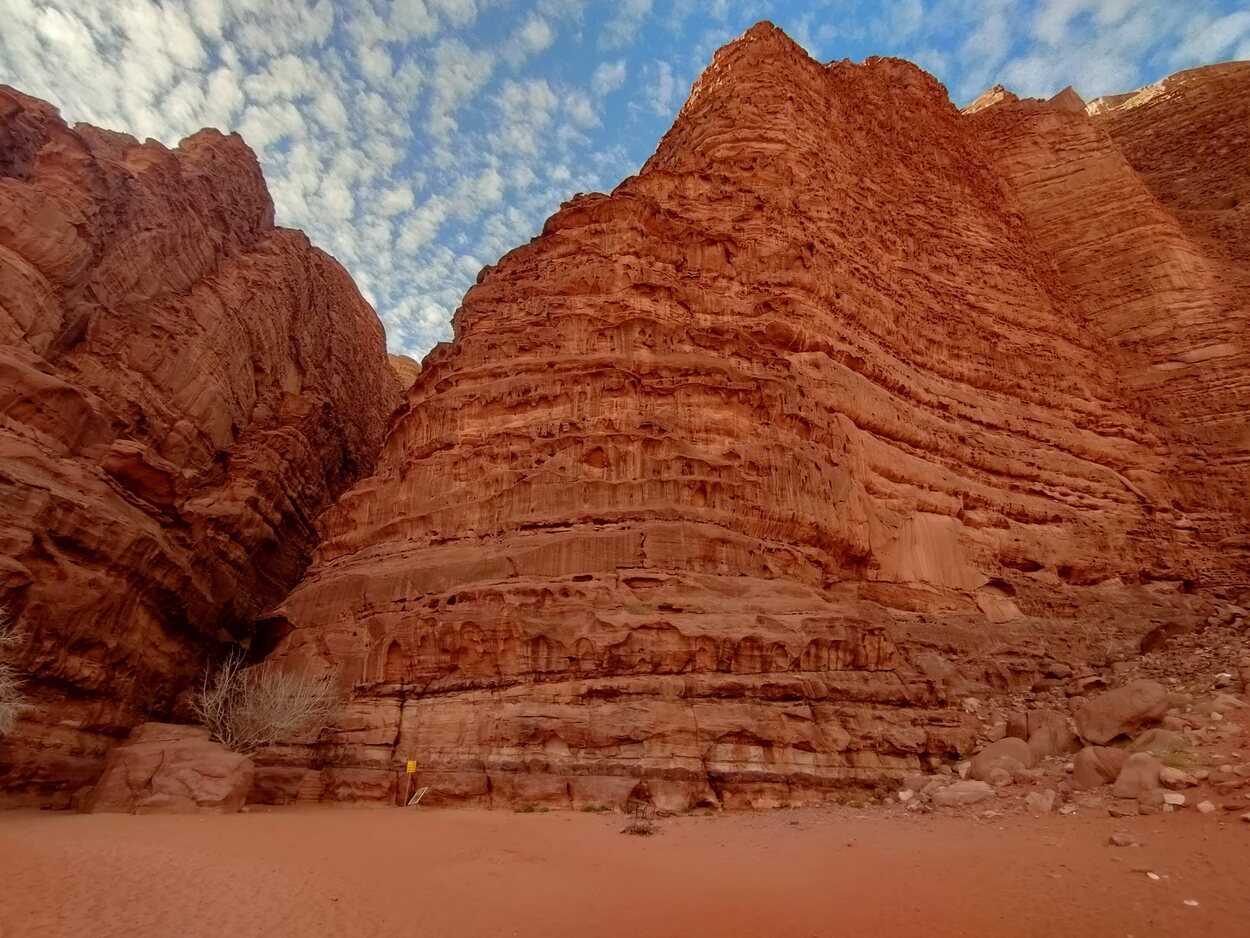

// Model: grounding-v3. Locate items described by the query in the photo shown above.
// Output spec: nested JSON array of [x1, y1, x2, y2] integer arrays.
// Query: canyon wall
[[969, 62, 1250, 583], [0, 86, 401, 803], [259, 26, 1241, 809]]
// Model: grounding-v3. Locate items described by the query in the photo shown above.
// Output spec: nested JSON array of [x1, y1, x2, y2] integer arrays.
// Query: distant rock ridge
[[253, 25, 1246, 809], [0, 85, 400, 804]]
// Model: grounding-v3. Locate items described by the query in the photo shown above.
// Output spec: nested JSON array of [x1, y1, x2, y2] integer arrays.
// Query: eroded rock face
[[0, 86, 400, 804], [83, 723, 252, 814], [969, 62, 1250, 582], [262, 25, 1241, 809]]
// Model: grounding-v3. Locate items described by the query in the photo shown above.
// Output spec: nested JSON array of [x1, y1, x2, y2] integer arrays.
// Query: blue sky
[[3, 0, 1248, 357]]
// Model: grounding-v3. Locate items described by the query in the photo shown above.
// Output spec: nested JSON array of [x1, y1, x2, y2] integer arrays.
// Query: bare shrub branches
[[0, 605, 29, 737], [192, 650, 342, 754]]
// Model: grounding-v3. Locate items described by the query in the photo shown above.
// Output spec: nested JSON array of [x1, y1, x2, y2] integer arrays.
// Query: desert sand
[[2, 805, 1248, 937]]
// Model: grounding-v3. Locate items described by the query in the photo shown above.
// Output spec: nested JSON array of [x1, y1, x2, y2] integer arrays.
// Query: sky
[[2, 1, 1248, 358]]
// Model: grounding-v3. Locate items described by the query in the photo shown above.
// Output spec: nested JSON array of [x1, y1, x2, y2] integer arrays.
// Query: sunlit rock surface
[[263, 27, 1244, 808]]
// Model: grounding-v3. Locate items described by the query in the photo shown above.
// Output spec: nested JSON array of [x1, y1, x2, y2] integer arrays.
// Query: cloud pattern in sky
[[2, 0, 1248, 357]]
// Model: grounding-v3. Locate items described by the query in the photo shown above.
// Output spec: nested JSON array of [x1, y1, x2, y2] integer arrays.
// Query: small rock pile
[[895, 606, 1250, 821]]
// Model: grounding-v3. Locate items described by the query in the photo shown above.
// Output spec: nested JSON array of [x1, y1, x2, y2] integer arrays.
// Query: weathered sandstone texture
[[83, 723, 252, 814], [969, 62, 1250, 582], [0, 86, 400, 804], [262, 26, 1243, 808]]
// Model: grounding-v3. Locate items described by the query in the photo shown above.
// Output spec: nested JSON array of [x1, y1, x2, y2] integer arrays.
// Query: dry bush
[[193, 650, 342, 754], [0, 605, 29, 737]]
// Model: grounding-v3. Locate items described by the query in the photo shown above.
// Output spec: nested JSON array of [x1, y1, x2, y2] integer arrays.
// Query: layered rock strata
[[968, 63, 1250, 582], [0, 86, 400, 803], [263, 26, 1238, 809]]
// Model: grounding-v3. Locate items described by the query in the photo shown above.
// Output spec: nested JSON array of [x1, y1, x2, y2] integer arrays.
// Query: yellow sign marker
[[406, 760, 417, 774]]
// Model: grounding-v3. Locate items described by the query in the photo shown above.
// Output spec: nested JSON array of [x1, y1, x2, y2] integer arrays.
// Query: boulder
[[1113, 752, 1164, 799], [987, 767, 1015, 788], [1026, 709, 1078, 760], [1157, 766, 1198, 789], [1126, 727, 1189, 759], [901, 773, 930, 793], [932, 780, 996, 807], [1025, 789, 1059, 815], [1072, 746, 1129, 789], [1075, 680, 1169, 744], [84, 723, 252, 814], [969, 736, 1036, 782]]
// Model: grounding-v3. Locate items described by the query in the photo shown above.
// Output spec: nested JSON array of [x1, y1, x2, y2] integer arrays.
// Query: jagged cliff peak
[[1086, 60, 1250, 115], [963, 82, 1085, 115], [646, 24, 962, 182]]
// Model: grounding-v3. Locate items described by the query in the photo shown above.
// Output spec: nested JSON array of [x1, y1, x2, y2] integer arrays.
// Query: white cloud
[[537, 0, 586, 18], [398, 197, 451, 253], [492, 78, 560, 155], [645, 61, 677, 116], [886, 0, 926, 41], [600, 0, 653, 50], [503, 12, 557, 66], [428, 38, 495, 138], [519, 14, 555, 55], [1171, 10, 1250, 65], [592, 59, 627, 96], [390, 0, 440, 40], [379, 184, 416, 217], [430, 0, 479, 27], [564, 89, 598, 127], [358, 44, 393, 84]]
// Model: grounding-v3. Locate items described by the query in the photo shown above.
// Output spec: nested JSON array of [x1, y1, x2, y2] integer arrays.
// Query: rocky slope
[[258, 26, 1243, 809], [0, 86, 400, 804]]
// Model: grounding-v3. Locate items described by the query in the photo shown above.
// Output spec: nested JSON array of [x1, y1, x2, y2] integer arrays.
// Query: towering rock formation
[[262, 25, 1240, 809], [969, 62, 1250, 582], [0, 86, 401, 803]]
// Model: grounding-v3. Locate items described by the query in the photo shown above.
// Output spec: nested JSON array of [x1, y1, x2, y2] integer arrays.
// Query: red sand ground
[[2, 806, 1248, 937]]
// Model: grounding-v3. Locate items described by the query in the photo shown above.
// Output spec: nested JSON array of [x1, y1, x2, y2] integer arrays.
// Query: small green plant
[[581, 803, 610, 813], [621, 819, 656, 836], [514, 804, 549, 813]]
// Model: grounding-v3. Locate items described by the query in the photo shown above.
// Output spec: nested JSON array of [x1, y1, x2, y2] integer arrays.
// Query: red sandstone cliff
[[259, 26, 1244, 809], [969, 62, 1250, 582], [0, 86, 401, 803]]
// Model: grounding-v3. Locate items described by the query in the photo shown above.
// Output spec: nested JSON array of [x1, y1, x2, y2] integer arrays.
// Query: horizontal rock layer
[[0, 86, 400, 804], [969, 61, 1250, 581], [264, 25, 1239, 808]]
